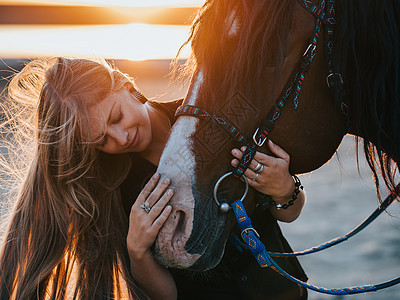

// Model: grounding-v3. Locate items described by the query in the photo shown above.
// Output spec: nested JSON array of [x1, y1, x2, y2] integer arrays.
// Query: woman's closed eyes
[[113, 110, 123, 124], [99, 107, 124, 147]]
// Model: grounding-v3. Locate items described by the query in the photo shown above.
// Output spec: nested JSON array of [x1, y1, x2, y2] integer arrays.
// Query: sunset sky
[[0, 0, 205, 60], [0, 0, 204, 7]]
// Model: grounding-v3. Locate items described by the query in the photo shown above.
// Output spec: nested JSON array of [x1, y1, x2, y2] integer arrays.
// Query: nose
[[107, 126, 128, 146]]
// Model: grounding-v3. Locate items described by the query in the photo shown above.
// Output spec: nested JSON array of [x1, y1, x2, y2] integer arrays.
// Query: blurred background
[[0, 1, 398, 299], [0, 0, 201, 100]]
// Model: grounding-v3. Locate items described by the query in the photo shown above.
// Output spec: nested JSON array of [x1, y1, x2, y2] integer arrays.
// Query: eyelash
[[100, 111, 123, 147], [113, 111, 123, 124]]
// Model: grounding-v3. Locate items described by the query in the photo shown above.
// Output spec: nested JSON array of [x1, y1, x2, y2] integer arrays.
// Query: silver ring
[[140, 201, 151, 213], [213, 171, 249, 207], [250, 173, 259, 181], [253, 162, 264, 174]]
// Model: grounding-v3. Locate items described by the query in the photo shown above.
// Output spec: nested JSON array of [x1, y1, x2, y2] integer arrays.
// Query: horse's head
[[154, 0, 347, 270]]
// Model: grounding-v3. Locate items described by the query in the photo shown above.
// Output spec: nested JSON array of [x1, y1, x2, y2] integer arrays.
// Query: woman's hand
[[231, 140, 294, 200], [231, 140, 305, 223], [127, 173, 177, 300], [127, 172, 173, 261]]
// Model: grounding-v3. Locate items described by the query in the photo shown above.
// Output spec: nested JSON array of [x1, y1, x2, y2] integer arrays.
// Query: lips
[[128, 129, 140, 149]]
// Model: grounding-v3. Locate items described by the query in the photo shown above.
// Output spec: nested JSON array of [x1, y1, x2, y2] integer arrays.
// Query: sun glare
[[0, 24, 191, 61], [0, 0, 205, 7], [0, 0, 202, 61]]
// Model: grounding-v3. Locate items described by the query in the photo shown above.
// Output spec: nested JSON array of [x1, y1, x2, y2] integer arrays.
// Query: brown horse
[[154, 0, 400, 273]]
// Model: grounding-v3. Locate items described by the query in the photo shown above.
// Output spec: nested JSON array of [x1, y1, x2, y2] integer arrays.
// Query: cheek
[[140, 118, 153, 147], [125, 104, 146, 126], [135, 107, 151, 133]]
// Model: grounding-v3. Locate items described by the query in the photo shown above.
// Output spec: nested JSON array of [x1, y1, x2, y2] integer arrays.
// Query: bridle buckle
[[241, 227, 260, 240], [253, 128, 267, 147], [326, 73, 343, 88], [303, 43, 316, 57]]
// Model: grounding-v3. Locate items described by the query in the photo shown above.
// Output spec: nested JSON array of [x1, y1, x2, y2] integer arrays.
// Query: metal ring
[[256, 164, 264, 174], [253, 162, 262, 172], [250, 173, 259, 181], [140, 201, 151, 213], [213, 171, 249, 207], [253, 162, 264, 174]]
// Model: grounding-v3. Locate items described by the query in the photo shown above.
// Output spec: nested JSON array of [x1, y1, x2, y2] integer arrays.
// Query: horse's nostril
[[176, 210, 185, 231], [171, 210, 187, 249]]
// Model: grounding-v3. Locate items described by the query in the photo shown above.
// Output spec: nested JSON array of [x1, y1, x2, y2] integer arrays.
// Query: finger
[[231, 156, 264, 179], [234, 169, 259, 184], [231, 158, 239, 167], [249, 156, 265, 171], [146, 177, 171, 207], [136, 173, 160, 204], [252, 151, 274, 166], [232, 148, 261, 170], [231, 148, 243, 159], [152, 205, 173, 231], [267, 140, 290, 162], [242, 168, 259, 183], [233, 147, 270, 171], [242, 175, 259, 188], [148, 188, 174, 218]]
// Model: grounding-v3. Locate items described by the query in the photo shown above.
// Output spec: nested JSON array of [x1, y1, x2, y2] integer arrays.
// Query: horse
[[154, 0, 400, 277]]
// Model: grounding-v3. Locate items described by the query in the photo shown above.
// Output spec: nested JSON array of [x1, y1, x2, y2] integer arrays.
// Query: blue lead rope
[[269, 190, 397, 257], [230, 187, 397, 258], [229, 199, 400, 295]]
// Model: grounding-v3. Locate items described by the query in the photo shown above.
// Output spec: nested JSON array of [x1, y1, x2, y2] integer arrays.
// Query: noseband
[[175, 105, 251, 213]]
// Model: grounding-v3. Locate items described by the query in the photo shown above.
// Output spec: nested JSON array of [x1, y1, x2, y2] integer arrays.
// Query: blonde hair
[[0, 57, 145, 299]]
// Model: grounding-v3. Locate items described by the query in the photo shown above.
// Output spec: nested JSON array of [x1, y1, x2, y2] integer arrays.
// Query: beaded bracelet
[[271, 175, 303, 210]]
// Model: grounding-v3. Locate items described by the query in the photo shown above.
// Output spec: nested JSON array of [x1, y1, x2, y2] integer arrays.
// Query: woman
[[0, 57, 306, 299]]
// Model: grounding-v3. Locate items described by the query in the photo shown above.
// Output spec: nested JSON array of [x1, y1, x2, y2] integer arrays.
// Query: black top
[[120, 99, 182, 217], [120, 99, 308, 300]]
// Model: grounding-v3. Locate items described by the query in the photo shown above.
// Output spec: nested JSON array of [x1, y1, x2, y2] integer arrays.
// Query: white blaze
[[158, 71, 203, 177], [155, 71, 204, 267]]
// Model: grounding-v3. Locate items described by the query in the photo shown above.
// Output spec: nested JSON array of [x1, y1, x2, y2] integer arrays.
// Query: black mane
[[335, 0, 400, 197]]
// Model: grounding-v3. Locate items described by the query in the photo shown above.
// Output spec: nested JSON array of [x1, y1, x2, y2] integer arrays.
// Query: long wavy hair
[[0, 57, 146, 299], [181, 0, 400, 199]]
